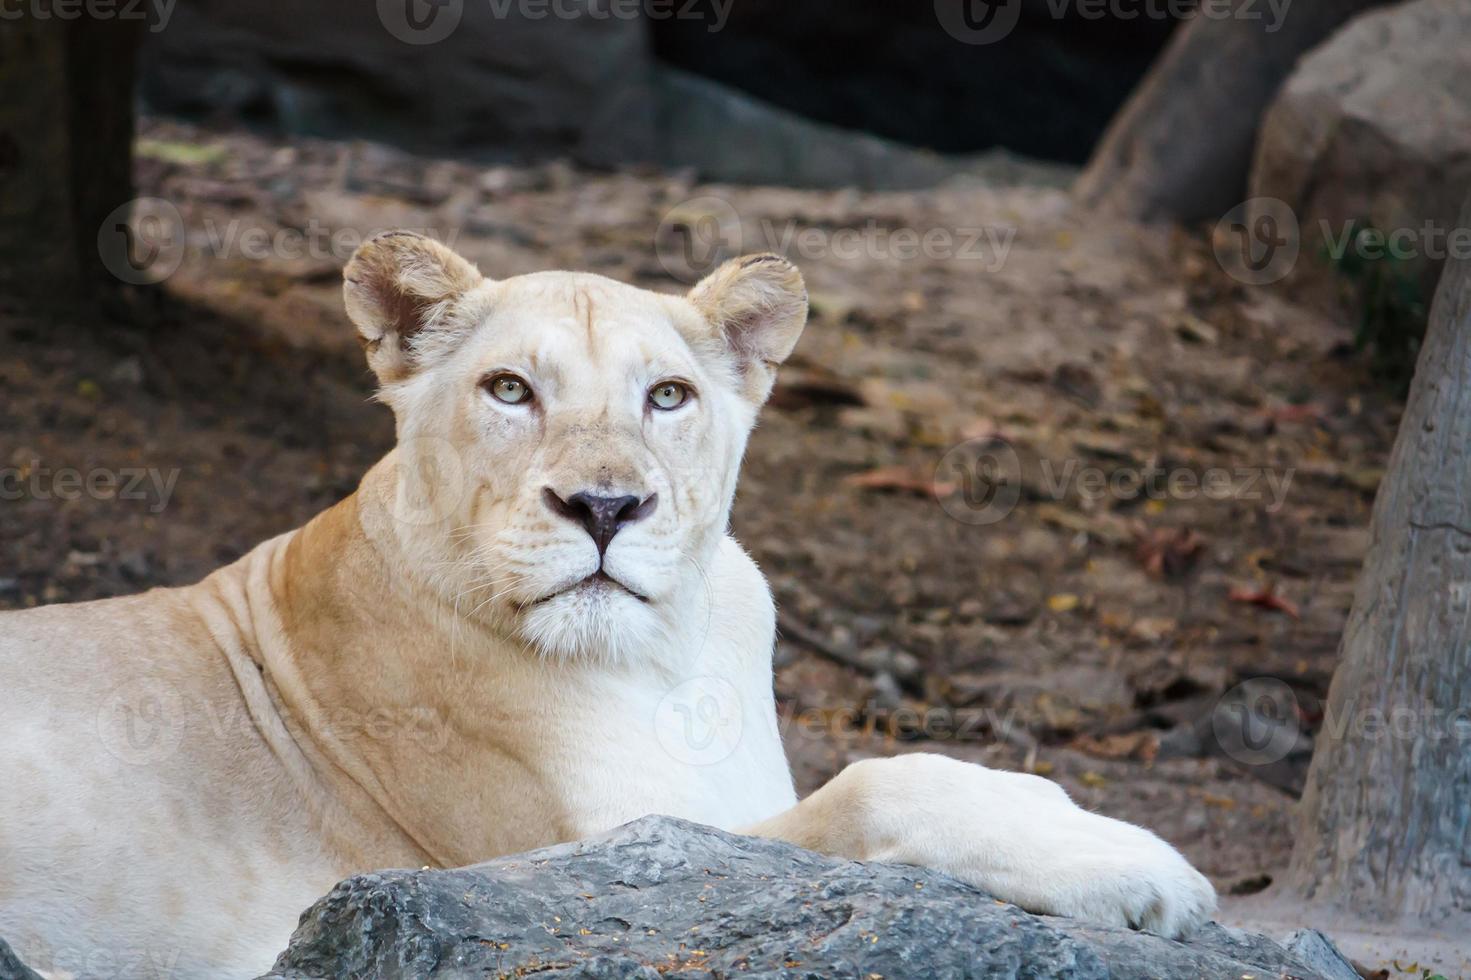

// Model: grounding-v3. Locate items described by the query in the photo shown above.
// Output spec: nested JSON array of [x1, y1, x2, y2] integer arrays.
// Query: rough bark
[[1072, 0, 1392, 224], [1287, 191, 1471, 922], [0, 12, 141, 307]]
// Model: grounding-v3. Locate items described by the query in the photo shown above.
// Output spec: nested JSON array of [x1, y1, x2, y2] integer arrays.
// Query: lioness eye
[[486, 374, 532, 405], [649, 381, 689, 411]]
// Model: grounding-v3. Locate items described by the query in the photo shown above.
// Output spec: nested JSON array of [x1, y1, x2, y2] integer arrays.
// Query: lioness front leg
[[743, 753, 1215, 938]]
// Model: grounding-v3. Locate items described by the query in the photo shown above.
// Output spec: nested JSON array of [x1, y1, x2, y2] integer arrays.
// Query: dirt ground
[[1, 119, 1417, 960]]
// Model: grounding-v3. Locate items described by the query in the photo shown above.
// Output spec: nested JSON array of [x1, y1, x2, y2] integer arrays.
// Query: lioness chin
[[0, 234, 1214, 978]]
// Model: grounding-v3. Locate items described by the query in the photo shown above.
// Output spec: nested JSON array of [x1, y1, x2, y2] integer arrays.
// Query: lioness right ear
[[688, 253, 808, 405], [343, 231, 484, 384]]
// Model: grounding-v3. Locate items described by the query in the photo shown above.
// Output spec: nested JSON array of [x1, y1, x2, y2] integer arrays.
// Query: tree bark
[[1072, 0, 1391, 224], [0, 12, 141, 307], [1286, 190, 1471, 922]]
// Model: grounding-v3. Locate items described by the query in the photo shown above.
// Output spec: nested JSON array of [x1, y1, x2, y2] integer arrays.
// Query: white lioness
[[0, 234, 1214, 978]]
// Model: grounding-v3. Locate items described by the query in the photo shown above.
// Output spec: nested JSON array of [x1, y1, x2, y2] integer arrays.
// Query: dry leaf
[[1133, 525, 1204, 579], [845, 466, 953, 498], [1228, 584, 1300, 619], [1047, 593, 1081, 613], [1259, 402, 1324, 425], [1070, 731, 1159, 764]]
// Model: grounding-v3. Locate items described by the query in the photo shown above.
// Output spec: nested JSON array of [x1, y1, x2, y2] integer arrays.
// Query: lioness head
[[342, 232, 807, 662]]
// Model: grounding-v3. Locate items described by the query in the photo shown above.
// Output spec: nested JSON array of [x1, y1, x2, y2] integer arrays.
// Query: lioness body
[[1, 240, 1213, 978], [0, 463, 791, 975]]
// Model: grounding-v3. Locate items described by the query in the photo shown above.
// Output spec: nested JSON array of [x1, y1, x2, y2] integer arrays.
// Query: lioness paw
[[1029, 816, 1217, 939], [829, 756, 1215, 940]]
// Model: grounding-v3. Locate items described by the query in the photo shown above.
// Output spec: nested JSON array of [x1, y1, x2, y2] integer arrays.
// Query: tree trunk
[[0, 12, 141, 307], [1072, 0, 1391, 224], [1286, 190, 1471, 923]]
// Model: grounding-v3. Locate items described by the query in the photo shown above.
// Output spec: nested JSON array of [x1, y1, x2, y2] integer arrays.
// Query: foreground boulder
[[0, 938, 41, 980], [264, 815, 1356, 980]]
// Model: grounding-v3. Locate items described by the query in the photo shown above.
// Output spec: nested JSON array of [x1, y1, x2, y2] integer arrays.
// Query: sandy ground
[[2, 117, 1451, 974]]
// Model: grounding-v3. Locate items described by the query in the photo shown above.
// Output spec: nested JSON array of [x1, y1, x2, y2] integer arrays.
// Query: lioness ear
[[688, 254, 808, 404], [343, 231, 483, 384]]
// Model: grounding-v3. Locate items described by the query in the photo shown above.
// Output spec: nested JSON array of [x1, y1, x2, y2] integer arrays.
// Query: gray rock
[[140, 0, 656, 167], [1284, 929, 1363, 980], [136, 4, 1077, 191], [0, 938, 42, 980], [655, 68, 972, 191], [1250, 0, 1471, 291], [263, 815, 1346, 979]]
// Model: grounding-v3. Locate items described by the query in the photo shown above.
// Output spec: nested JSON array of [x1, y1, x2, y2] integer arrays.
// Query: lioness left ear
[[688, 254, 808, 404], [343, 231, 484, 385]]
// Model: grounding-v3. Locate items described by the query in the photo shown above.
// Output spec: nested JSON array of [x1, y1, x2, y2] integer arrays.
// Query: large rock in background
[[264, 815, 1358, 980], [136, 1, 1163, 189], [136, 0, 988, 189], [1250, 0, 1471, 289], [140, 0, 657, 166], [654, 69, 1072, 191], [652, 0, 1172, 164]]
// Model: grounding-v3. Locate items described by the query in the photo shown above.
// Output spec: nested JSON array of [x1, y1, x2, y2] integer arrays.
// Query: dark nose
[[544, 489, 657, 555]]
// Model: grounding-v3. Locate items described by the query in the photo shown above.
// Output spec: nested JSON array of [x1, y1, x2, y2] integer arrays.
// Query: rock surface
[[264, 815, 1355, 980], [136, 1, 1070, 190], [0, 938, 42, 980], [140, 0, 656, 167], [1250, 0, 1471, 287]]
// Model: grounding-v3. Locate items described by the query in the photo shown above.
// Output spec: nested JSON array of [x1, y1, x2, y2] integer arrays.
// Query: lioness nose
[[544, 489, 657, 555]]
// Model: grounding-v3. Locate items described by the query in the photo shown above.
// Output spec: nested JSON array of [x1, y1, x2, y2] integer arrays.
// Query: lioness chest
[[465, 654, 800, 849]]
